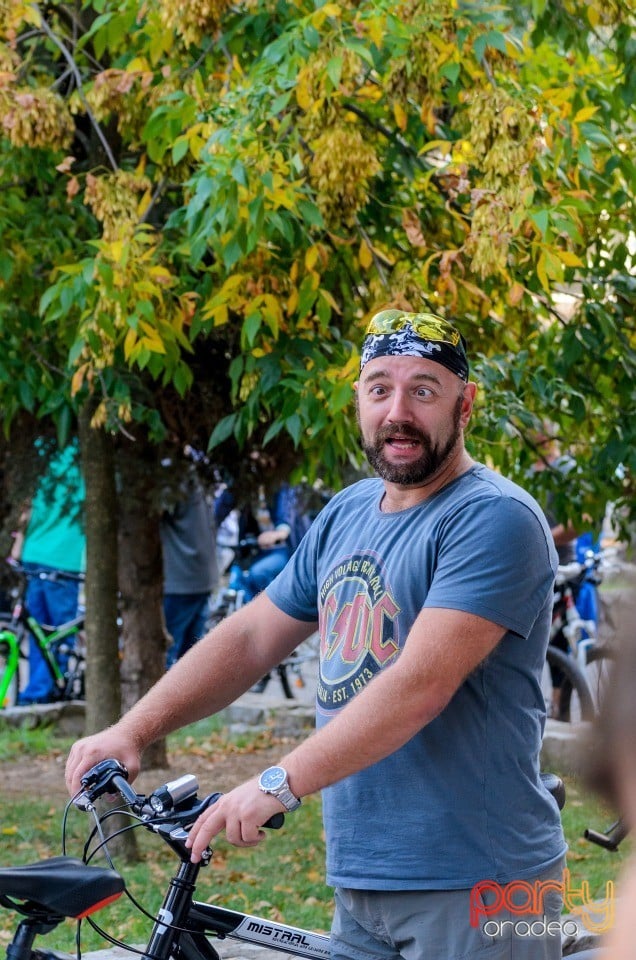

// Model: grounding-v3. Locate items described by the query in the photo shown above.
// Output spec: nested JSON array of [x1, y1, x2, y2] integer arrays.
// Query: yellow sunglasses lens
[[366, 310, 461, 347]]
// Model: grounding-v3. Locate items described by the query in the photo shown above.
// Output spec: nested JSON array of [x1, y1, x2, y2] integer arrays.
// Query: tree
[[0, 0, 634, 721]]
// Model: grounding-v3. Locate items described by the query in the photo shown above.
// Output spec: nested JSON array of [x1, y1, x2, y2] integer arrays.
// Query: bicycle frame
[[0, 562, 86, 705], [143, 861, 330, 960]]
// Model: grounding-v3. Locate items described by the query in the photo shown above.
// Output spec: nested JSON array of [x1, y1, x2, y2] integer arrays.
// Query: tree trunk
[[78, 403, 121, 734], [117, 437, 169, 770], [80, 404, 138, 862]]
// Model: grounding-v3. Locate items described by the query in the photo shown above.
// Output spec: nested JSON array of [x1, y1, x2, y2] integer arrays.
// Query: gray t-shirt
[[161, 480, 218, 595], [267, 464, 566, 889]]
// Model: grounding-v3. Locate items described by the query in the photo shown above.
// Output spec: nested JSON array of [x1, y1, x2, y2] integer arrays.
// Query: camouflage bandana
[[360, 310, 469, 382]]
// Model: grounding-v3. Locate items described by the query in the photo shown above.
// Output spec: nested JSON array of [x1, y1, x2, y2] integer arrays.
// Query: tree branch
[[33, 4, 119, 172]]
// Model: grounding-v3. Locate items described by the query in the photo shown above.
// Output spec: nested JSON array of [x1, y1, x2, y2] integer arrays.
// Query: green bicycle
[[0, 559, 86, 708]]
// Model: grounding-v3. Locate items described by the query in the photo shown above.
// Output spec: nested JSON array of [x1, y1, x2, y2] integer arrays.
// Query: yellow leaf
[[393, 101, 407, 132], [70, 363, 90, 397], [557, 250, 584, 267], [367, 17, 385, 49], [354, 83, 383, 102], [123, 326, 137, 360], [537, 251, 550, 293], [305, 246, 320, 271], [574, 105, 599, 123], [1, 826, 18, 835], [212, 304, 229, 326], [418, 139, 451, 157], [359, 240, 373, 269], [285, 287, 298, 316], [295, 69, 312, 112], [320, 288, 341, 313], [587, 5, 600, 26]]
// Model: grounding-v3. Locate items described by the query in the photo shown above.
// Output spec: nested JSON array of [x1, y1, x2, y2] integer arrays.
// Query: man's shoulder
[[453, 465, 548, 526]]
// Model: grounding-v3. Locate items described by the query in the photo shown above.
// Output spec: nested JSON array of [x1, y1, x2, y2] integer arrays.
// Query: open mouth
[[385, 436, 420, 449]]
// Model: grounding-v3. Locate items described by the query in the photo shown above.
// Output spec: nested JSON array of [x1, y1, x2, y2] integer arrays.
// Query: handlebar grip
[[264, 812, 285, 829]]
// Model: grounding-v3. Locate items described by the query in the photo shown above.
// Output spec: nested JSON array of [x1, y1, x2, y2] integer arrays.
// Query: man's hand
[[185, 779, 286, 862], [65, 727, 142, 797]]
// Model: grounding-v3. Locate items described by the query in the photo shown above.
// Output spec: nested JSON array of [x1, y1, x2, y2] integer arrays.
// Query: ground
[[2, 729, 305, 802]]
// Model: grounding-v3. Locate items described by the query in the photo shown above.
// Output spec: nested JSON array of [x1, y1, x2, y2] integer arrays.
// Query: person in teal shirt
[[18, 439, 85, 705]]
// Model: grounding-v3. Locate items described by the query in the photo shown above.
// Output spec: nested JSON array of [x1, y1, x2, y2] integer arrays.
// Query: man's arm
[[65, 593, 315, 794], [185, 606, 505, 857]]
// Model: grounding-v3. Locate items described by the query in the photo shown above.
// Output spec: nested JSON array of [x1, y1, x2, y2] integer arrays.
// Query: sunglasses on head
[[365, 309, 462, 347]]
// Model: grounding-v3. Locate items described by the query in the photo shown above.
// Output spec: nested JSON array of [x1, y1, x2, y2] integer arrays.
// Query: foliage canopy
[[0, 0, 634, 527]]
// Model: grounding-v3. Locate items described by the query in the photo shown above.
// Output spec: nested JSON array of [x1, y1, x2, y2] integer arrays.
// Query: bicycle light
[[149, 775, 199, 813]]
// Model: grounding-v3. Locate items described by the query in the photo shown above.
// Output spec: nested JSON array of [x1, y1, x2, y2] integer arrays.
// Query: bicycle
[[0, 759, 573, 960], [207, 538, 319, 701], [542, 552, 615, 724], [0, 559, 86, 709]]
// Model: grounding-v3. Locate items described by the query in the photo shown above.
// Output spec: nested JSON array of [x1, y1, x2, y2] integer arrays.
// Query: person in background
[[161, 464, 219, 668], [242, 482, 313, 601], [67, 307, 564, 960], [16, 438, 85, 705]]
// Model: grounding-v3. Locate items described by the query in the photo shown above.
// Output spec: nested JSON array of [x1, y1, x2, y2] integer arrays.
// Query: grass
[[0, 718, 631, 954]]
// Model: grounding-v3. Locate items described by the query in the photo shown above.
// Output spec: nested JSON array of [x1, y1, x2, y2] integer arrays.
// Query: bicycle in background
[[0, 559, 86, 708], [542, 551, 616, 724]]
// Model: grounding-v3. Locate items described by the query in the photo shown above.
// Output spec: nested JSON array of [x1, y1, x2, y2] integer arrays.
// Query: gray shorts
[[330, 858, 566, 960]]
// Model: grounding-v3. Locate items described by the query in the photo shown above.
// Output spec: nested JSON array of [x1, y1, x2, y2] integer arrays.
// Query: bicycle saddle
[[0, 856, 124, 918]]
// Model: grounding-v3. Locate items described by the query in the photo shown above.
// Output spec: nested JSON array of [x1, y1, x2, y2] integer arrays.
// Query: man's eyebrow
[[362, 369, 442, 386]]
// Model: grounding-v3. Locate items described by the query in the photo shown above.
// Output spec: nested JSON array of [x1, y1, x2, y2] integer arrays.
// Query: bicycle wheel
[[584, 644, 616, 716], [543, 646, 596, 722], [0, 624, 21, 708]]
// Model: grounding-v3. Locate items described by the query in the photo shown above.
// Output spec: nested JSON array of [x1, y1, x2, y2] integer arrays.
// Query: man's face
[[355, 356, 474, 486]]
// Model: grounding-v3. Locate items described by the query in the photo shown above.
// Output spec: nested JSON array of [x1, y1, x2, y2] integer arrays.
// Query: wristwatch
[[257, 765, 301, 812]]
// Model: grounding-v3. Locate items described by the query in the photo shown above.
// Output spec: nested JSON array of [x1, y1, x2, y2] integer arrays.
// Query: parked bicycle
[[0, 559, 86, 708], [543, 551, 615, 723], [207, 537, 319, 700], [0, 760, 575, 960]]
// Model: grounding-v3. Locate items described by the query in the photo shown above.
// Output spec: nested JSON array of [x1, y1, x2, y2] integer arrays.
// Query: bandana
[[360, 311, 469, 382]]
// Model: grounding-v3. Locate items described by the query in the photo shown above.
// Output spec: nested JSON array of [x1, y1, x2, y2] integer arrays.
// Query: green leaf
[[530, 210, 550, 237], [326, 56, 343, 90], [440, 62, 460, 83], [285, 413, 303, 446], [243, 311, 262, 347], [208, 413, 238, 450]]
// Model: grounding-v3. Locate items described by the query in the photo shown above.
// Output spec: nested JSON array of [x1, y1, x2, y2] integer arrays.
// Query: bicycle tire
[[544, 645, 596, 722], [583, 643, 616, 716], [0, 623, 22, 708]]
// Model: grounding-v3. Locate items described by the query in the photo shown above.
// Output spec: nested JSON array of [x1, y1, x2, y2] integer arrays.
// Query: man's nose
[[386, 390, 414, 423]]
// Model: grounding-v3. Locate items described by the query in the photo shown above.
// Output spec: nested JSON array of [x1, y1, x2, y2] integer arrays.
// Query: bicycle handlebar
[[75, 758, 285, 833], [5, 557, 85, 583], [555, 551, 602, 588]]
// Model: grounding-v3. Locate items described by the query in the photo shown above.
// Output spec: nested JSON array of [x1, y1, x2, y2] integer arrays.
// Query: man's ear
[[353, 381, 359, 393], [460, 382, 477, 428]]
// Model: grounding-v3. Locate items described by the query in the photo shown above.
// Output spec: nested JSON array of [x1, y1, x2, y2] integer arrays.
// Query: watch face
[[260, 766, 286, 790]]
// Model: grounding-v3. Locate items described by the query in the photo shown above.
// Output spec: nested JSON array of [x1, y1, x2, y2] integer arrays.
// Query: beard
[[359, 394, 464, 485]]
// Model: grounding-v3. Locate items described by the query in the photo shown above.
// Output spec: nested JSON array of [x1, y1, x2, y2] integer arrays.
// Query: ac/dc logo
[[317, 552, 401, 711]]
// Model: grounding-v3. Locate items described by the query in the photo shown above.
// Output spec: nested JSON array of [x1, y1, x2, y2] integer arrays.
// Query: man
[[161, 465, 218, 667], [66, 308, 565, 959]]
